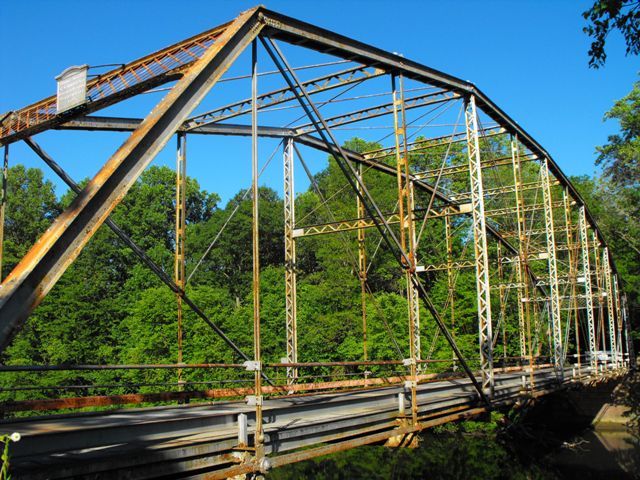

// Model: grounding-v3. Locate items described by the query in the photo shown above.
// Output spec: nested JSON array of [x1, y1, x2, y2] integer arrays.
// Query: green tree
[[2, 165, 60, 278], [583, 0, 640, 68], [571, 175, 640, 335], [187, 186, 283, 300], [596, 78, 640, 186]]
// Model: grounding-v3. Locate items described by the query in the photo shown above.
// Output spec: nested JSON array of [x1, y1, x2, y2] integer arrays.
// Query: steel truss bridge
[[0, 6, 635, 479]]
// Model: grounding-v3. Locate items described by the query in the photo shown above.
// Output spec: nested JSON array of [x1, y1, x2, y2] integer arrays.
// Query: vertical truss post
[[0, 145, 7, 280], [511, 138, 528, 361], [356, 163, 368, 363], [621, 294, 635, 367], [445, 214, 456, 371], [592, 233, 607, 365], [465, 95, 494, 397], [533, 299, 542, 357], [540, 158, 563, 379], [563, 188, 581, 371], [283, 137, 297, 385], [175, 133, 187, 387], [613, 275, 624, 366], [579, 206, 597, 373], [409, 181, 421, 363], [391, 73, 419, 421], [602, 247, 617, 368], [250, 39, 264, 458], [497, 243, 507, 361]]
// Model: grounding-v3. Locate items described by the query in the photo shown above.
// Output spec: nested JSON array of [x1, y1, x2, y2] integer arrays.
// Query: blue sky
[[0, 0, 637, 204]]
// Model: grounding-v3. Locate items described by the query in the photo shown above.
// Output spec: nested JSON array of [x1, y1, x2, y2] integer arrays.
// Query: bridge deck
[[0, 366, 595, 479]]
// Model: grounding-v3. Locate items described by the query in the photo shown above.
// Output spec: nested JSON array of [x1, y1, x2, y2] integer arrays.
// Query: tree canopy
[[596, 78, 640, 186], [583, 0, 640, 68]]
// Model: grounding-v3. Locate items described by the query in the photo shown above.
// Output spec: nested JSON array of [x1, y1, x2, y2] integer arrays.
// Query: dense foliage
[[0, 138, 483, 405], [0, 124, 636, 407]]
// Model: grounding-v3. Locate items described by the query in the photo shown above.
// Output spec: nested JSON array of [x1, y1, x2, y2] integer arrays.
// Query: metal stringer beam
[[464, 94, 494, 397], [0, 8, 264, 352], [540, 158, 563, 379]]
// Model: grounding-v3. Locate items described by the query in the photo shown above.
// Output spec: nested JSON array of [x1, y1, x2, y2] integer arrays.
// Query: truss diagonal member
[[23, 138, 270, 383], [260, 35, 490, 407], [185, 65, 383, 129], [0, 8, 265, 353]]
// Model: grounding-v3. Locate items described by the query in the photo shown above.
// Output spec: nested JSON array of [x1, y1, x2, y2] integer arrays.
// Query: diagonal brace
[[260, 35, 490, 407], [0, 8, 264, 352], [24, 138, 273, 384]]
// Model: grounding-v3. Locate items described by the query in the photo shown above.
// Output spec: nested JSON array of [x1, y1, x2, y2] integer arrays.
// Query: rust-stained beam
[[0, 7, 264, 352], [295, 89, 460, 132]]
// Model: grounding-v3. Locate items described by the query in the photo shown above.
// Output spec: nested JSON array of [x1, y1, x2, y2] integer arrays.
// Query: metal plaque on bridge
[[55, 65, 88, 113]]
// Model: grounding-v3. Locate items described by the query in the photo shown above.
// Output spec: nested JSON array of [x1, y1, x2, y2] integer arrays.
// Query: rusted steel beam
[[59, 116, 297, 137], [0, 363, 244, 372], [0, 8, 264, 353], [295, 89, 460, 132], [0, 373, 443, 413]]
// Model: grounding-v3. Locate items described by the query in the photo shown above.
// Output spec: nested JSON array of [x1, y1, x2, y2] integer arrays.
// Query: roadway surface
[[0, 366, 587, 479]]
